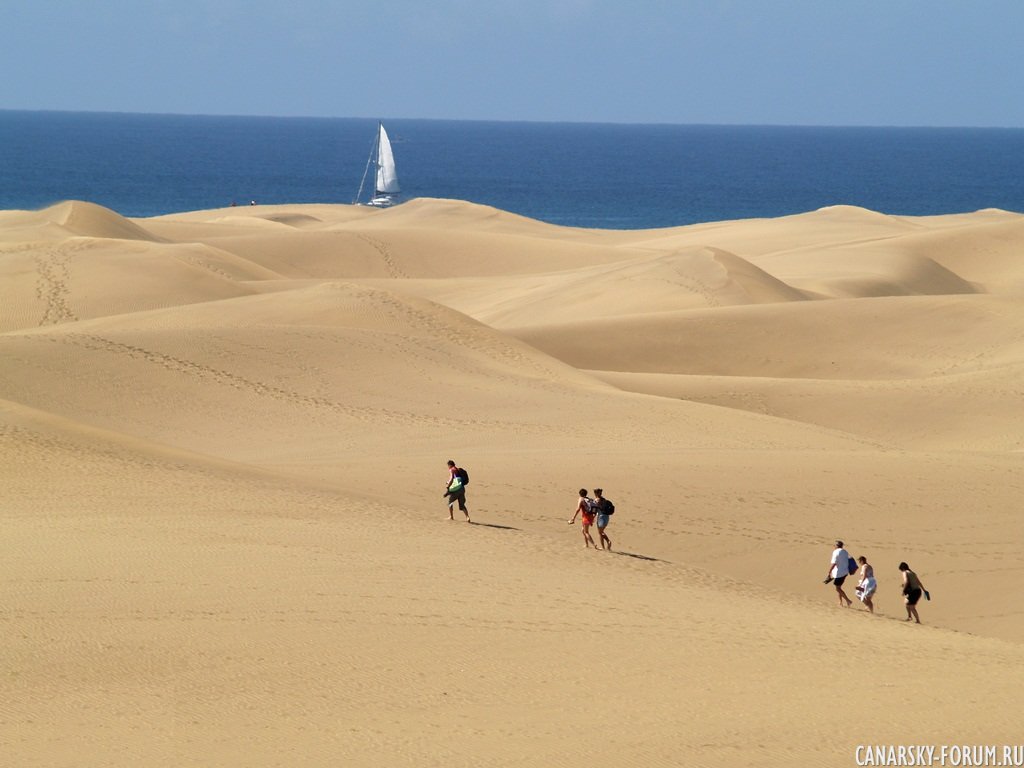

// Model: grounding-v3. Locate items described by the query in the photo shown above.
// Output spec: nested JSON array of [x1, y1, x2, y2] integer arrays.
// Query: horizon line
[[2, 107, 1023, 132]]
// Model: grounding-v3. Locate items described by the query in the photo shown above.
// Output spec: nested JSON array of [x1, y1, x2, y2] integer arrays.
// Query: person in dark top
[[445, 459, 470, 523], [593, 487, 613, 551]]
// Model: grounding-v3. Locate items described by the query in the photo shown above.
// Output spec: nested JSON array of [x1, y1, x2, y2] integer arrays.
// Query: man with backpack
[[593, 488, 614, 551], [824, 540, 854, 607], [444, 460, 471, 523]]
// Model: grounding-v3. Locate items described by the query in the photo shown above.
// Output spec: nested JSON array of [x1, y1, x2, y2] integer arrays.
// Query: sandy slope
[[2, 199, 1023, 766]]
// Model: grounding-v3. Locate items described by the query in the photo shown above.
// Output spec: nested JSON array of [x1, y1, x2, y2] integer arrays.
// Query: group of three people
[[827, 540, 928, 623], [568, 488, 613, 550]]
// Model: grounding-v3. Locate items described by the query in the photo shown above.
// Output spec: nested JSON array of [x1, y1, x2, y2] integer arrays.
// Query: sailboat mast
[[373, 121, 384, 195], [353, 124, 379, 204]]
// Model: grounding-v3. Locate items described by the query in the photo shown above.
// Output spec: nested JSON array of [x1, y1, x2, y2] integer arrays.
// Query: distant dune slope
[[361, 246, 808, 329], [4, 197, 1022, 456], [0, 280, 866, 470], [509, 294, 1024, 378], [0, 237, 282, 333]]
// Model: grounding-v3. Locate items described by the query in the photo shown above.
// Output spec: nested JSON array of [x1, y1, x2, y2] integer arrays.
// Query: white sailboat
[[354, 122, 400, 207]]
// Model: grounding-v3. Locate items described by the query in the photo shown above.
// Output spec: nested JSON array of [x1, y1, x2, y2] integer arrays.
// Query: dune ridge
[[2, 198, 1023, 767]]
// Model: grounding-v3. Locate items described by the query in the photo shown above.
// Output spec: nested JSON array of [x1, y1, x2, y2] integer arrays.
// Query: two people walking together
[[568, 488, 614, 550]]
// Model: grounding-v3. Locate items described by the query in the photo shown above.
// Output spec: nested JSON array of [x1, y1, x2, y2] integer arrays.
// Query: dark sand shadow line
[[613, 550, 668, 563], [470, 522, 521, 531]]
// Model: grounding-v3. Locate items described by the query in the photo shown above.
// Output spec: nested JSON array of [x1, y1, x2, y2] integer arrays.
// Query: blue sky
[[2, 0, 1022, 127]]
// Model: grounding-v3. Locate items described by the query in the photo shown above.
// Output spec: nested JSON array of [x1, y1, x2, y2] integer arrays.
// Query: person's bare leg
[[599, 526, 611, 550], [864, 595, 874, 614]]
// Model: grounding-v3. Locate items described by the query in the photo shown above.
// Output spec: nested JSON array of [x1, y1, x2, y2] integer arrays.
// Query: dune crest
[[804, 204, 925, 230], [368, 196, 568, 234], [797, 251, 980, 298], [707, 247, 808, 303], [52, 200, 161, 241]]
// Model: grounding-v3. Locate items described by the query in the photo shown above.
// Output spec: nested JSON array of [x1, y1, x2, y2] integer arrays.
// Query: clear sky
[[2, 0, 1022, 127]]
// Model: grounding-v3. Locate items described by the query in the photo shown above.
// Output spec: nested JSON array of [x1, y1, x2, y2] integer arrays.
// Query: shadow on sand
[[470, 521, 521, 531], [613, 550, 667, 563]]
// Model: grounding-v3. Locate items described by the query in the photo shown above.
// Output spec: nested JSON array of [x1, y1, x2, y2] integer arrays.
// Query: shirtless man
[[568, 488, 598, 549], [899, 562, 927, 623]]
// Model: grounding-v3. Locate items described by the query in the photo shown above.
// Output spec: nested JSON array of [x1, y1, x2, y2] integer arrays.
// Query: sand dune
[[366, 245, 808, 330], [2, 198, 1023, 766], [898, 217, 1024, 291], [592, 204, 925, 255], [594, 364, 1024, 451], [0, 280, 869, 489], [150, 209, 653, 280], [510, 293, 1024, 378], [0, 200, 160, 243], [0, 239, 290, 333]]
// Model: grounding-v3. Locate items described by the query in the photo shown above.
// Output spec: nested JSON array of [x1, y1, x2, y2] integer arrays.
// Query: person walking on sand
[[824, 540, 854, 607], [568, 488, 599, 549], [855, 556, 877, 614], [899, 562, 927, 623], [593, 487, 613, 551], [444, 459, 471, 523]]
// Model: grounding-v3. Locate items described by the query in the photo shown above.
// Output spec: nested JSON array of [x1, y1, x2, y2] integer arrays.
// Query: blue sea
[[2, 110, 1023, 230]]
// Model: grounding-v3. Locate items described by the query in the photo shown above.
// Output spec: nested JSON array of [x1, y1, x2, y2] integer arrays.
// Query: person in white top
[[824, 540, 854, 607], [855, 556, 877, 614]]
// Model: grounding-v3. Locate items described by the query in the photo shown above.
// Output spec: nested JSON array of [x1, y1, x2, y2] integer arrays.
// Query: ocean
[[2, 110, 1023, 230]]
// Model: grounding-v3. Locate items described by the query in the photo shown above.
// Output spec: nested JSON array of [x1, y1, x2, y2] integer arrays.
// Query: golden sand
[[2, 199, 1022, 766]]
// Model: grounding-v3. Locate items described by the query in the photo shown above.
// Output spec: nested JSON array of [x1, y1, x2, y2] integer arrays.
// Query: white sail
[[374, 124, 400, 195], [354, 122, 401, 207]]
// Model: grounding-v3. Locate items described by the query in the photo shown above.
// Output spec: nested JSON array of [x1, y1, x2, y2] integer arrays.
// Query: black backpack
[[456, 467, 469, 486], [600, 497, 614, 515]]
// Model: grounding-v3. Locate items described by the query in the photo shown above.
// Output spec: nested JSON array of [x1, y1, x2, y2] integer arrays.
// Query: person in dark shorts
[[824, 540, 854, 607], [593, 487, 613, 551], [899, 562, 927, 623], [445, 459, 471, 523]]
